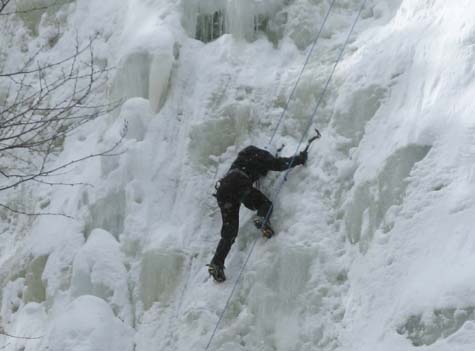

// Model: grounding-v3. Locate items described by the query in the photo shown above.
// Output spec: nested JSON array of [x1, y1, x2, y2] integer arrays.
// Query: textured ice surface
[[85, 190, 126, 239], [398, 307, 475, 346], [40, 295, 133, 351], [182, 0, 286, 43], [344, 144, 431, 252], [71, 229, 131, 323], [138, 248, 186, 310]]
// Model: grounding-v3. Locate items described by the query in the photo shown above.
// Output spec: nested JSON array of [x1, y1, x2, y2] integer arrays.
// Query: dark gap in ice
[[195, 10, 225, 43], [397, 307, 475, 346]]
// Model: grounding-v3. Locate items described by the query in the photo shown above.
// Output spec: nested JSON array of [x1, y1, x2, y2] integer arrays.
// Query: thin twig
[[0, 203, 74, 219], [32, 178, 94, 187], [0, 30, 123, 217], [0, 322, 43, 339], [0, 0, 73, 16]]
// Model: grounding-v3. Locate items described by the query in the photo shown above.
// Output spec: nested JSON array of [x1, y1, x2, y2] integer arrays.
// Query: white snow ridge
[[1, 0, 475, 350]]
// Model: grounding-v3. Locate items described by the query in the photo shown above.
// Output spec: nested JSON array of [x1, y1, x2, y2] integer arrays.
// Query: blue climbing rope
[[204, 0, 368, 350], [268, 0, 338, 146]]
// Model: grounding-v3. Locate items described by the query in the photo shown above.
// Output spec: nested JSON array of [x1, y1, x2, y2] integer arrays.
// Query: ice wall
[[1, 0, 475, 351], [181, 0, 287, 43]]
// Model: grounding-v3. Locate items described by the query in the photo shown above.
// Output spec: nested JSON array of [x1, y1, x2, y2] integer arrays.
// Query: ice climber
[[207, 145, 308, 282]]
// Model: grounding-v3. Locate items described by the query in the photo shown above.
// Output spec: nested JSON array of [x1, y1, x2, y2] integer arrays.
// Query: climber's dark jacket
[[228, 145, 305, 183], [210, 145, 306, 267]]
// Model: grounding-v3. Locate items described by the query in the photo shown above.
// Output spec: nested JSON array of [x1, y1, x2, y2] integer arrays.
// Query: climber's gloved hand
[[295, 150, 308, 165]]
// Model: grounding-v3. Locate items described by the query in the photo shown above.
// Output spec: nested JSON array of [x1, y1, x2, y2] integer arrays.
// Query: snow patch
[[15, 0, 70, 36], [40, 295, 133, 351], [182, 0, 286, 43], [24, 255, 48, 303], [188, 110, 252, 168], [70, 229, 131, 323], [138, 248, 186, 311], [111, 43, 174, 113], [397, 307, 475, 346], [333, 84, 388, 149], [119, 98, 154, 142], [345, 144, 431, 252], [85, 190, 126, 239], [1, 254, 48, 326]]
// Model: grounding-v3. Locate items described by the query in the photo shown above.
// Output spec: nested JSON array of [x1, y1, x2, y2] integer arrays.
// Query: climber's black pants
[[211, 171, 272, 267]]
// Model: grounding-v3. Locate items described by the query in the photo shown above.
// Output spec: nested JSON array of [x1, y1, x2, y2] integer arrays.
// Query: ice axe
[[281, 128, 321, 181], [303, 128, 321, 153], [275, 143, 285, 157]]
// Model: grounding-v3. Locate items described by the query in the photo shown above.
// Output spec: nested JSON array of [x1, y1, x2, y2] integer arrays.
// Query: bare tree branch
[[0, 325, 42, 340], [0, 0, 11, 14], [0, 136, 125, 191], [0, 0, 73, 17], [32, 178, 94, 187], [0, 203, 74, 219], [0, 37, 94, 77], [0, 10, 125, 217]]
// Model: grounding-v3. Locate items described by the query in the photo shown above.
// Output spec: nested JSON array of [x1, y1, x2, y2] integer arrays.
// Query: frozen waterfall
[[1, 0, 475, 351]]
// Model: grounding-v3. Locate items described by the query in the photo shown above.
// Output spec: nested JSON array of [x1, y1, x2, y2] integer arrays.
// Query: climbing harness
[[212, 168, 250, 198], [205, 0, 368, 349]]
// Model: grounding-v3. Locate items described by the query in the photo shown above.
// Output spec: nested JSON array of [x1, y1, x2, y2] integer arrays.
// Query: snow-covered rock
[[41, 295, 133, 351]]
